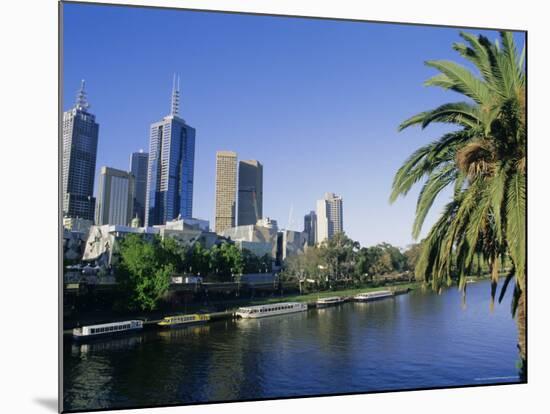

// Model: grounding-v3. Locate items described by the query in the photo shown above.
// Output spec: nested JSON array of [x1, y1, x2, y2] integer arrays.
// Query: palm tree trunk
[[516, 289, 526, 380]]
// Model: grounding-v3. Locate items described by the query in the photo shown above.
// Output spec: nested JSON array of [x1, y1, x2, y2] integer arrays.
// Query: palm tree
[[390, 31, 526, 377]]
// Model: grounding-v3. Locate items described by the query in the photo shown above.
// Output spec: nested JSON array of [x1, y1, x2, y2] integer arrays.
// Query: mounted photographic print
[[60, 1, 527, 412]]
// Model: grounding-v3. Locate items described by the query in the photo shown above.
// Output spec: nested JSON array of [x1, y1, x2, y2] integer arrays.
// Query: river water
[[63, 280, 520, 411]]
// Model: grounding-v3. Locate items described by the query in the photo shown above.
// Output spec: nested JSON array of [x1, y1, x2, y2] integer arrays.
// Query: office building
[[62, 80, 99, 221], [95, 167, 134, 226], [214, 151, 237, 233], [129, 150, 149, 226], [145, 75, 196, 226], [304, 211, 317, 246], [238, 160, 263, 226], [316, 192, 343, 243]]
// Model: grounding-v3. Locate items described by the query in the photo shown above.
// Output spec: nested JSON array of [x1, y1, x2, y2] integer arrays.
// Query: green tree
[[209, 242, 244, 281], [188, 243, 211, 276], [358, 245, 393, 276], [378, 242, 406, 272], [318, 232, 359, 281], [159, 236, 186, 273], [403, 243, 422, 272], [390, 31, 526, 374], [116, 234, 173, 311]]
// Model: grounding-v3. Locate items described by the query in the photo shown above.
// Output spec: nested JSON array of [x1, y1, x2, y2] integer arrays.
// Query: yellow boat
[[158, 314, 210, 328]]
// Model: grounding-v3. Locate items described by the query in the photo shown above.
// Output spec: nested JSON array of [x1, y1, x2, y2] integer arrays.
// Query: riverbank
[[242, 282, 419, 306], [63, 281, 420, 332]]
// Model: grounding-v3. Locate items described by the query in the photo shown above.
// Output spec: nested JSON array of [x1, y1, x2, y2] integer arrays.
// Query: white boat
[[316, 296, 345, 307], [354, 290, 394, 302], [236, 302, 307, 319], [72, 320, 143, 340]]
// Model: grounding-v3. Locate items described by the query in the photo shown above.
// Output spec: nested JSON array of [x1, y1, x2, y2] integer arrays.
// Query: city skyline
[[62, 3, 525, 248]]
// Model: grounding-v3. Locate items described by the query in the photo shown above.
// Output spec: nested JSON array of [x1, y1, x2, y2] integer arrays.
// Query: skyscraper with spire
[[62, 80, 99, 221], [144, 75, 196, 227]]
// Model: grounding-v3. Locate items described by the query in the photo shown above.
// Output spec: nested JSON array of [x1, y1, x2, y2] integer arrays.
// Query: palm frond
[[505, 171, 526, 287], [424, 59, 492, 105], [412, 164, 456, 239]]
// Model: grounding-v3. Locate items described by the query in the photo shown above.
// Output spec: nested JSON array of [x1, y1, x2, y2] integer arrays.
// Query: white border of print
[[1, 0, 548, 413]]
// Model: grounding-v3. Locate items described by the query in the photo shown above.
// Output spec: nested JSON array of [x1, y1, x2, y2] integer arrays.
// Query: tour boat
[[236, 302, 307, 319], [316, 296, 345, 307], [157, 313, 210, 328], [72, 320, 143, 340], [354, 290, 394, 302]]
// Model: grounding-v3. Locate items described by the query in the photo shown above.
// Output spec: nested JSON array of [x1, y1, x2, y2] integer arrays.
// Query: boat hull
[[354, 294, 393, 302], [73, 326, 143, 342], [237, 307, 307, 319], [159, 319, 209, 329], [316, 300, 345, 308]]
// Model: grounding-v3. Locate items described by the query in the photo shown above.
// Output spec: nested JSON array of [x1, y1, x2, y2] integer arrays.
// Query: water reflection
[[71, 335, 143, 356], [156, 325, 211, 342]]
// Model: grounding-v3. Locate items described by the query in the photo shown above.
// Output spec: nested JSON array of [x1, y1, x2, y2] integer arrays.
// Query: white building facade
[[316, 192, 343, 243], [95, 167, 134, 226]]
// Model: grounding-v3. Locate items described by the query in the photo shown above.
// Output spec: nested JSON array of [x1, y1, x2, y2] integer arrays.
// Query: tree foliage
[[116, 234, 174, 311], [282, 233, 407, 284], [390, 31, 526, 369]]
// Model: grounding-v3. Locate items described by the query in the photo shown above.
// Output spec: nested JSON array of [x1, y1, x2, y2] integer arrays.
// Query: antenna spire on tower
[[170, 73, 180, 116], [75, 79, 90, 110]]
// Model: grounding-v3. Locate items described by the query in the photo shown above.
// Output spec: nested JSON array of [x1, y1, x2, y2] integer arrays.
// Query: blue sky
[[62, 3, 525, 248]]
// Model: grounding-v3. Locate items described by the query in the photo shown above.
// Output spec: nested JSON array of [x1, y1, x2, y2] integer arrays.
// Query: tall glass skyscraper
[[304, 210, 317, 246], [238, 160, 263, 226], [129, 150, 149, 226], [144, 76, 196, 227], [62, 80, 99, 221]]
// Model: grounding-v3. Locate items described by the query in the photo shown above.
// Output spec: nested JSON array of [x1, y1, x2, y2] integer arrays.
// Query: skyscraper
[[95, 167, 135, 226], [215, 151, 237, 234], [238, 160, 263, 226], [62, 80, 99, 221], [316, 192, 343, 243], [304, 210, 317, 246], [129, 150, 149, 226], [145, 75, 196, 227]]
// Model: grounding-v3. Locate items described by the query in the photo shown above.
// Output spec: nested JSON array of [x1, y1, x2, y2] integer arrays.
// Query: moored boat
[[354, 290, 394, 302], [236, 302, 307, 319], [316, 296, 345, 307], [157, 314, 210, 328], [73, 320, 143, 341]]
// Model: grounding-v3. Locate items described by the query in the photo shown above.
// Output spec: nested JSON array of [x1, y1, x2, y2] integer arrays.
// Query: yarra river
[[63, 279, 520, 411]]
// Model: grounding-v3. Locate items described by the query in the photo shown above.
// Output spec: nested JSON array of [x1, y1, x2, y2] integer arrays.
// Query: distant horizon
[[62, 2, 525, 249]]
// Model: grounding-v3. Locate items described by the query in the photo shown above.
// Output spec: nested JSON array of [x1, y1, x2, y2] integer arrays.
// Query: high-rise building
[[62, 80, 99, 221], [238, 160, 263, 226], [316, 192, 343, 243], [304, 210, 317, 246], [145, 75, 196, 227], [214, 151, 237, 234], [95, 167, 135, 226], [129, 150, 149, 226]]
